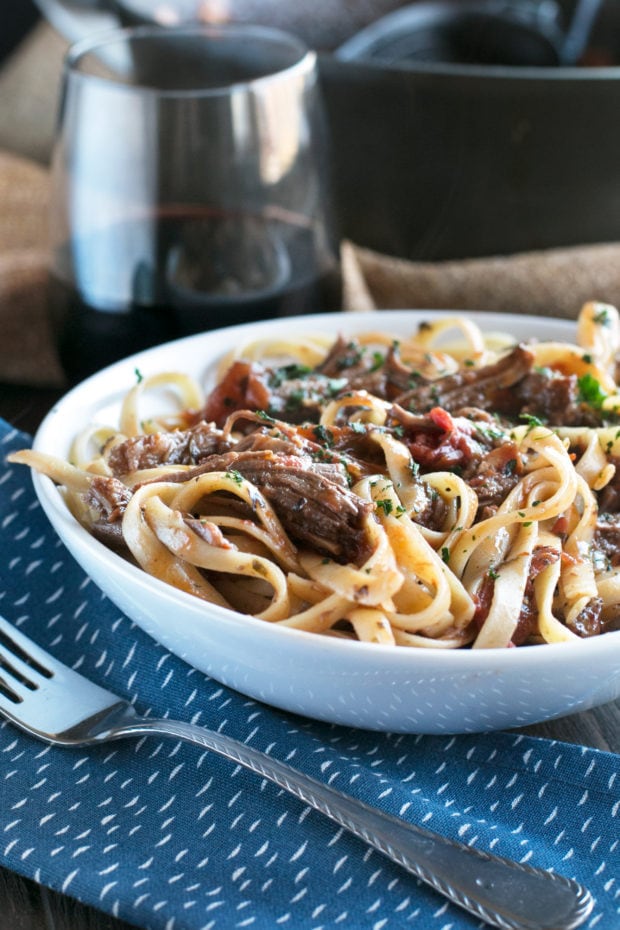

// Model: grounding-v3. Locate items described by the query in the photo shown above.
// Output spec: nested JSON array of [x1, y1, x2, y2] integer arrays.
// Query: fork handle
[[111, 718, 592, 930]]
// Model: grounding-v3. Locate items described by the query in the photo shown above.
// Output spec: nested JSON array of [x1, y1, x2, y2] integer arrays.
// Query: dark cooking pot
[[318, 0, 620, 260], [35, 0, 620, 261]]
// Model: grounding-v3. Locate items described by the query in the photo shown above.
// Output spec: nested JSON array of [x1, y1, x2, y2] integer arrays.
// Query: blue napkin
[[0, 418, 618, 930]]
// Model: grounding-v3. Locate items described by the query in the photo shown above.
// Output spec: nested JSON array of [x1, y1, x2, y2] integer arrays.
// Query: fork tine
[[0, 615, 55, 690], [0, 618, 56, 706], [0, 614, 131, 743], [0, 652, 40, 703]]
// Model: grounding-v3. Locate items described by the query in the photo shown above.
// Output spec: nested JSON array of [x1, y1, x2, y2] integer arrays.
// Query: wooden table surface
[[1, 383, 619, 930]]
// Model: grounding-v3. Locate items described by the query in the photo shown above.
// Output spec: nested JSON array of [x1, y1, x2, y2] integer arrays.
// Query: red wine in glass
[[51, 208, 342, 383]]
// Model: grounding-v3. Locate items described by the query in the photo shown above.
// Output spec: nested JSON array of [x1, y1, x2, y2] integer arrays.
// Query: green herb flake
[[269, 363, 312, 388], [313, 424, 334, 447], [519, 413, 544, 430], [578, 372, 607, 409], [593, 307, 611, 326], [370, 351, 385, 372]]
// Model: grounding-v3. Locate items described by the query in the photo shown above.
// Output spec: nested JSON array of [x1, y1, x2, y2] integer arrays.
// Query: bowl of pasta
[[13, 307, 620, 733]]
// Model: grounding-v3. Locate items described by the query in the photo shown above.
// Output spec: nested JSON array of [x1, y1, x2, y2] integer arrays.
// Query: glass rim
[[63, 22, 316, 96]]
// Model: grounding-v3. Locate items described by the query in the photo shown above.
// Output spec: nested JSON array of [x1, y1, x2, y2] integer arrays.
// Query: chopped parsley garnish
[[134, 367, 144, 384], [593, 307, 611, 326], [477, 424, 504, 441], [375, 499, 393, 515], [577, 372, 607, 409], [313, 424, 334, 446], [519, 413, 544, 430], [441, 547, 450, 564], [268, 363, 312, 387], [370, 351, 385, 372]]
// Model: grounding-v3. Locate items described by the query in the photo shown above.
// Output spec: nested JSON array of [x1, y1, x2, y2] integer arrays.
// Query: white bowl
[[32, 310, 620, 733]]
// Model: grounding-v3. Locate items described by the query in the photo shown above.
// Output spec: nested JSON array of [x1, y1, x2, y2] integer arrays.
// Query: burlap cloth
[[4, 146, 620, 388]]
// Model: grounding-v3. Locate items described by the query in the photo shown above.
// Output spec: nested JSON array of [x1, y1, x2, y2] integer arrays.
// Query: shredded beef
[[393, 343, 607, 426], [395, 345, 535, 414], [592, 513, 620, 567], [596, 460, 620, 513], [107, 422, 231, 475], [472, 546, 561, 644], [201, 360, 272, 427], [86, 475, 132, 521], [315, 335, 370, 378], [386, 405, 522, 517], [183, 517, 232, 549], [516, 371, 601, 427], [90, 521, 127, 551], [566, 597, 603, 637], [389, 406, 488, 470], [464, 444, 521, 515], [201, 356, 349, 426], [511, 546, 561, 644], [173, 449, 375, 564], [86, 475, 133, 552]]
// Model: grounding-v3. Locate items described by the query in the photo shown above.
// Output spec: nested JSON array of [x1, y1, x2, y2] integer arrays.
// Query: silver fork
[[0, 614, 593, 930]]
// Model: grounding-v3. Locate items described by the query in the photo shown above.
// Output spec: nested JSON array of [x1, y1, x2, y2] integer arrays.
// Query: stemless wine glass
[[49, 24, 342, 383]]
